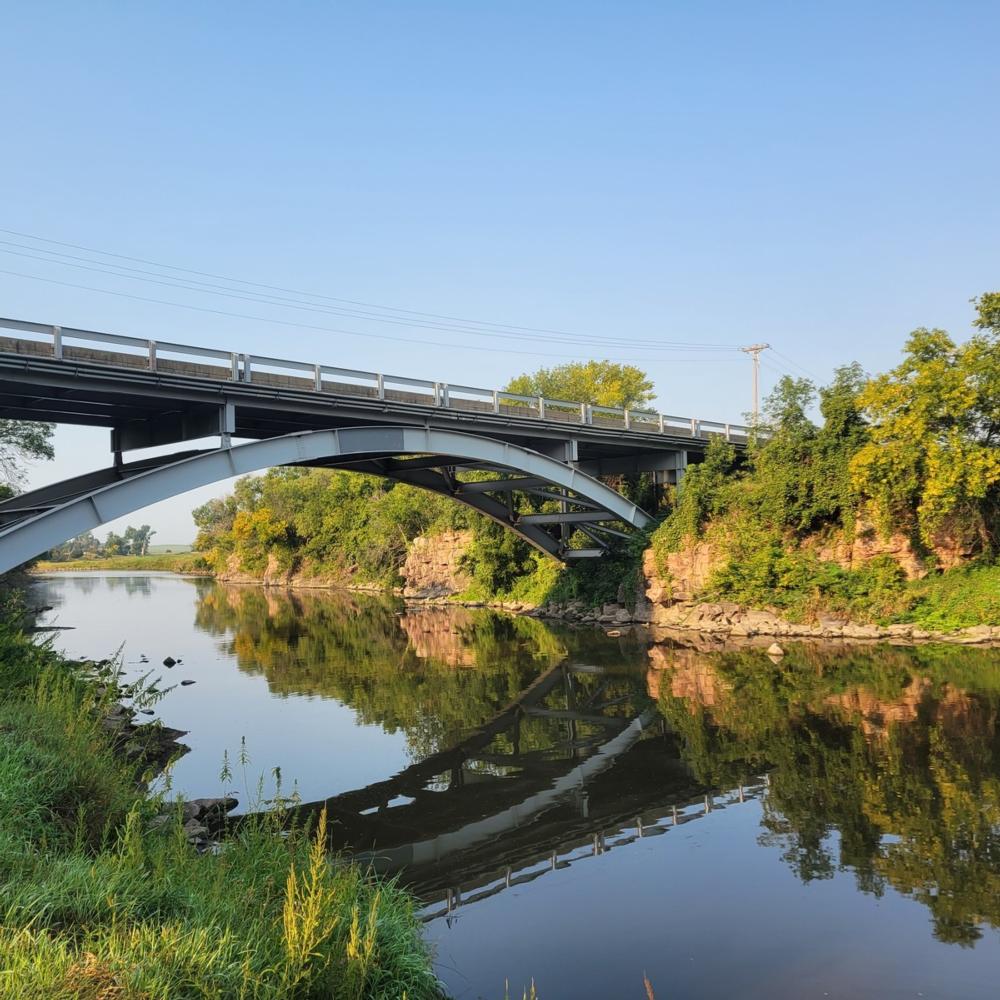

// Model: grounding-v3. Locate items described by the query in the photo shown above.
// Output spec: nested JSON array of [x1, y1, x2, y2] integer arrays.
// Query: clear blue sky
[[3, 1, 998, 540]]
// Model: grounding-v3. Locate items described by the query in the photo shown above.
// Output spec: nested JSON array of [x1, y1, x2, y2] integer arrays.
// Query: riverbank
[[33, 551, 211, 574], [0, 596, 441, 999]]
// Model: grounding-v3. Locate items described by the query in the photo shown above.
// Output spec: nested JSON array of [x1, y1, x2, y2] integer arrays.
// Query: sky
[[2, 1, 998, 542]]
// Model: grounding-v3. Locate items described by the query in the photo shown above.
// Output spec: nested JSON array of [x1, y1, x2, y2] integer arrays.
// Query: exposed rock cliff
[[400, 530, 473, 599]]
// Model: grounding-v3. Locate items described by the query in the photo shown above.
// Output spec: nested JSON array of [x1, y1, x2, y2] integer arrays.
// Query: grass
[[0, 598, 441, 999], [33, 551, 209, 574]]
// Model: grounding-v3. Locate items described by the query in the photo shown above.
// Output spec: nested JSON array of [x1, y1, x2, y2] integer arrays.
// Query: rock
[[742, 609, 782, 633], [606, 629, 622, 637], [162, 657, 176, 667], [766, 642, 785, 657], [139, 708, 154, 716], [841, 623, 882, 640], [951, 625, 994, 644], [400, 530, 474, 599], [180, 679, 196, 686], [183, 819, 209, 840], [187, 797, 239, 822]]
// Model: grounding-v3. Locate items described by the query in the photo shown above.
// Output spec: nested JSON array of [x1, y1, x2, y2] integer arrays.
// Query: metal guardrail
[[0, 317, 753, 442]]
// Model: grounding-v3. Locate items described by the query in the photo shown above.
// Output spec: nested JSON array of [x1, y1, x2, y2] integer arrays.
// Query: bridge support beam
[[111, 402, 236, 452]]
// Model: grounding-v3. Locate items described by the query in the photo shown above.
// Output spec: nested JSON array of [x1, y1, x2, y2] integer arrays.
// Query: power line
[[0, 268, 748, 366], [770, 347, 821, 381], [0, 243, 740, 355], [0, 227, 742, 351]]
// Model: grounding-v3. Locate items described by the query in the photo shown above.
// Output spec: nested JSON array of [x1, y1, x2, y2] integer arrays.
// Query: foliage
[[460, 519, 540, 596], [851, 297, 1000, 547], [650, 438, 739, 564], [504, 359, 655, 409], [904, 562, 1000, 630], [0, 602, 440, 999], [193, 467, 465, 585], [648, 293, 1000, 626], [0, 418, 54, 488]]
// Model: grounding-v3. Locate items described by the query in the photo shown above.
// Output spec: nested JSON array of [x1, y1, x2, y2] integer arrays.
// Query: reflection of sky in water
[[33, 573, 410, 806], [427, 795, 1000, 1000]]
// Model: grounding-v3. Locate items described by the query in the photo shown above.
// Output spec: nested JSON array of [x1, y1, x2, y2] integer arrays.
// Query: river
[[31, 572, 1000, 999]]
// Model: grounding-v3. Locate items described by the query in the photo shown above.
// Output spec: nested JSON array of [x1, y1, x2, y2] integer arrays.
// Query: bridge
[[0, 317, 751, 572]]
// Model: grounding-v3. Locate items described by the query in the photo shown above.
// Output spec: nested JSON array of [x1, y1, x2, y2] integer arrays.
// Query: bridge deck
[[0, 319, 750, 462]]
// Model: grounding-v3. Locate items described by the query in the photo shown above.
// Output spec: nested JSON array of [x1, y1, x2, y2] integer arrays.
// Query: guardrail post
[[376, 373, 385, 400], [691, 418, 701, 438], [658, 413, 665, 433], [493, 390, 500, 413], [230, 353, 239, 381], [624, 409, 631, 430], [579, 402, 587, 424], [52, 325, 63, 360], [538, 396, 546, 419], [725, 423, 732, 441], [243, 354, 252, 384], [314, 364, 322, 391], [585, 404, 592, 425], [148, 341, 157, 372], [441, 383, 450, 407]]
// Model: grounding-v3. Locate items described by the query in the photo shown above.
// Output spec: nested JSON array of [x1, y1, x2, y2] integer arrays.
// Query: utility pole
[[740, 343, 770, 422]]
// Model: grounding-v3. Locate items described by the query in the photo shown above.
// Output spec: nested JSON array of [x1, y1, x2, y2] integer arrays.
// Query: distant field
[[146, 543, 193, 554], [33, 552, 209, 574]]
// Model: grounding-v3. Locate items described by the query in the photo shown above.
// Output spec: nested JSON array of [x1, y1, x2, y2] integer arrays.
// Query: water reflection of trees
[[193, 584, 569, 759], [651, 643, 1000, 946]]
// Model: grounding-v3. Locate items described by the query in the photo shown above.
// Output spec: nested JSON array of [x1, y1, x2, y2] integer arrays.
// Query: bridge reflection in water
[[289, 650, 737, 920], [189, 583, 1000, 956]]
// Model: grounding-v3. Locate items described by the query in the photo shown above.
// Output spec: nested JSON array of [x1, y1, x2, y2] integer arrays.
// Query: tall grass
[[0, 601, 441, 999]]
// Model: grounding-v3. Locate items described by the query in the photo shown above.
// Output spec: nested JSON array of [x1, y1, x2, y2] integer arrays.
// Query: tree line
[[46, 524, 158, 561]]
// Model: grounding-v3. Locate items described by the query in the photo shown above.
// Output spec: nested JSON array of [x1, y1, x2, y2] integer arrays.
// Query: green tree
[[851, 299, 1000, 548], [103, 531, 126, 556], [505, 360, 655, 409], [0, 420, 54, 490], [123, 524, 156, 556], [972, 292, 1000, 335]]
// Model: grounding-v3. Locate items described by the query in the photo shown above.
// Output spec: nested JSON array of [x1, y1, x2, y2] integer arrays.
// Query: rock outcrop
[[401, 530, 473, 599]]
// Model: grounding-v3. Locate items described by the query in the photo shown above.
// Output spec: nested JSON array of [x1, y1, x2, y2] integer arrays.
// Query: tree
[[851, 297, 1000, 549], [123, 524, 156, 556], [103, 532, 126, 556], [973, 292, 1000, 335], [0, 420, 54, 488], [504, 360, 655, 410]]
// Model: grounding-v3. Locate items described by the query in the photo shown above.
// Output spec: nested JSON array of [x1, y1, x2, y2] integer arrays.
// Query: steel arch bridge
[[0, 426, 653, 575], [0, 315, 752, 574]]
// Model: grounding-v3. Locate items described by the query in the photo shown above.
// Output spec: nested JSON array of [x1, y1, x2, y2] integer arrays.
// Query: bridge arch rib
[[0, 426, 653, 575]]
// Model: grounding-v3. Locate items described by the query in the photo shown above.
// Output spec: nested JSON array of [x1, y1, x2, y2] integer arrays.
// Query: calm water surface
[[32, 572, 1000, 999]]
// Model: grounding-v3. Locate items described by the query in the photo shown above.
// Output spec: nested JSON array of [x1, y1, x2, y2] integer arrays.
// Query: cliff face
[[400, 530, 473, 599], [810, 514, 980, 580]]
